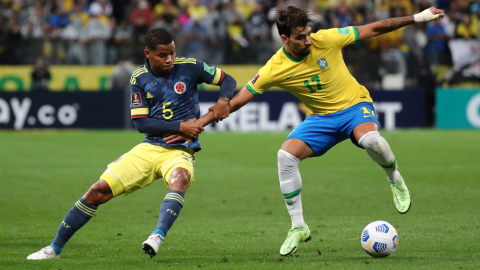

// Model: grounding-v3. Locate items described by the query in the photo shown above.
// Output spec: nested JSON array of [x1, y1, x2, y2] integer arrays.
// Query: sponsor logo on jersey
[[174, 82, 187, 94], [251, 73, 260, 85], [131, 93, 142, 106], [317, 58, 328, 69], [146, 92, 153, 98]]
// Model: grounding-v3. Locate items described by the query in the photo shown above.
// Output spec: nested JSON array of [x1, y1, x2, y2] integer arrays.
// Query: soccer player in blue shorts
[[169, 6, 445, 256], [27, 28, 236, 260]]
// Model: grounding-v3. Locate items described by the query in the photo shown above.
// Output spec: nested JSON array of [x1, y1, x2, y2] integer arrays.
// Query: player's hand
[[209, 97, 230, 123], [414, 7, 444, 23], [179, 118, 204, 138], [164, 133, 193, 144]]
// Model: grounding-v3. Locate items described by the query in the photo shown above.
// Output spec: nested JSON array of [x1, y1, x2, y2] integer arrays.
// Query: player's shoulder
[[259, 48, 284, 74], [130, 64, 150, 86], [174, 56, 198, 66]]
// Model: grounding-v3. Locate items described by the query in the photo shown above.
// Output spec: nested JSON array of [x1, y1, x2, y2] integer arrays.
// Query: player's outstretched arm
[[164, 87, 255, 144], [356, 7, 444, 40]]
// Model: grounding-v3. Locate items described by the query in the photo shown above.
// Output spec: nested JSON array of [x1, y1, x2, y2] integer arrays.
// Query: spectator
[[62, 3, 89, 65], [5, 14, 23, 65], [20, 1, 45, 64], [110, 56, 135, 92], [244, 3, 270, 63], [86, 3, 111, 65], [31, 58, 51, 91], [47, 5, 70, 64], [183, 14, 208, 59], [425, 19, 449, 66], [188, 0, 207, 21], [203, 2, 227, 64], [113, 19, 133, 62], [130, 0, 153, 63], [456, 13, 479, 39]]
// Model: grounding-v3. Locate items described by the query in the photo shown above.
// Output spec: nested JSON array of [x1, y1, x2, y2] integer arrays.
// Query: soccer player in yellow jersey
[[168, 5, 444, 256]]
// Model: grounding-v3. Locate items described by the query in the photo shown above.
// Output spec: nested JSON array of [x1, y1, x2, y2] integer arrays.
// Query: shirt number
[[163, 102, 173, 119], [304, 75, 321, 93]]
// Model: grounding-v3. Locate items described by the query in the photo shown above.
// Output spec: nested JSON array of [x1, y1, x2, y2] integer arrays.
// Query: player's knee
[[358, 131, 385, 153], [84, 180, 113, 206], [168, 168, 191, 192], [278, 149, 299, 173]]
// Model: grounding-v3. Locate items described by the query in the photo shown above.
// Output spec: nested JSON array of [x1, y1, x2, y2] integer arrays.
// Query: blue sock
[[51, 198, 97, 254], [155, 190, 184, 237]]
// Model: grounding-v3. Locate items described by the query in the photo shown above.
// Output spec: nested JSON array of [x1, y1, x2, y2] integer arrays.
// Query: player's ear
[[280, 34, 289, 44], [144, 48, 150, 58]]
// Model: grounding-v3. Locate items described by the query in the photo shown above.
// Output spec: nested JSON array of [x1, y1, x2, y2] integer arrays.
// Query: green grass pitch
[[0, 130, 478, 269]]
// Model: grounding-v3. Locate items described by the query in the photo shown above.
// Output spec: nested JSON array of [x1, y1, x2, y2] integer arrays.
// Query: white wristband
[[414, 8, 440, 23]]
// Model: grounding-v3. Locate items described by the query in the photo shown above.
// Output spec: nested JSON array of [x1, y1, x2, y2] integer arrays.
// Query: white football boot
[[142, 233, 164, 258], [27, 246, 60, 260]]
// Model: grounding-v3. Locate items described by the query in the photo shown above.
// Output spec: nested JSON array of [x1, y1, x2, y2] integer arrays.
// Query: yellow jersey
[[246, 26, 373, 116]]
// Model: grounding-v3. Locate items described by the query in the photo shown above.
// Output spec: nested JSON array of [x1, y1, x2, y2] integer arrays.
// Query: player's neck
[[283, 45, 303, 60], [149, 63, 169, 77]]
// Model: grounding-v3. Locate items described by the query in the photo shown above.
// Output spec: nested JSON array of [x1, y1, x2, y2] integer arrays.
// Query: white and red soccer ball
[[361, 220, 398, 257]]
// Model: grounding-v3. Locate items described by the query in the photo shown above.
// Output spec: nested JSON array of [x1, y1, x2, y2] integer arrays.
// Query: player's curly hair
[[145, 28, 174, 50], [275, 6, 316, 37]]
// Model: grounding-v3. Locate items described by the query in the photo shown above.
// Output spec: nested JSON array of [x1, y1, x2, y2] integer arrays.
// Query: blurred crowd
[[0, 0, 479, 87]]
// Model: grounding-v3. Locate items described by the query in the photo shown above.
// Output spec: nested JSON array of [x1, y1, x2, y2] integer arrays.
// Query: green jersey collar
[[282, 46, 308, 63]]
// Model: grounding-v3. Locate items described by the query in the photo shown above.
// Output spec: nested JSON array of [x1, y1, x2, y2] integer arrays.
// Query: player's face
[[145, 42, 176, 74], [285, 25, 312, 57]]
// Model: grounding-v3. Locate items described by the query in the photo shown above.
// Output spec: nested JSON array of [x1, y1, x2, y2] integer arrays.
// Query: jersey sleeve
[[130, 83, 149, 119], [245, 65, 274, 96], [195, 59, 225, 86], [320, 26, 359, 49]]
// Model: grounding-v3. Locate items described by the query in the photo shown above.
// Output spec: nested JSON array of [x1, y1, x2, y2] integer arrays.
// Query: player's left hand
[[209, 97, 230, 123], [414, 7, 445, 23], [164, 133, 193, 144]]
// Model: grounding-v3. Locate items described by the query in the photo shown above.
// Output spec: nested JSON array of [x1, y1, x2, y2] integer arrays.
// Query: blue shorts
[[287, 102, 379, 157]]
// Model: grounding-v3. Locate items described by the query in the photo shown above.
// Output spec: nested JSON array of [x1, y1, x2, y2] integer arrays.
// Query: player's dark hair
[[275, 6, 316, 37], [145, 28, 174, 50]]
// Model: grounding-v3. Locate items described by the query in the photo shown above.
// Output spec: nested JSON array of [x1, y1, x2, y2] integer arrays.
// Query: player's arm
[[133, 118, 203, 138], [164, 88, 255, 144], [208, 71, 237, 122], [196, 60, 237, 122], [356, 7, 444, 40]]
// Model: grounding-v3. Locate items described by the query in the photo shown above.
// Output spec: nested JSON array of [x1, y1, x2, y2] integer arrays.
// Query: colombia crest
[[174, 82, 186, 94]]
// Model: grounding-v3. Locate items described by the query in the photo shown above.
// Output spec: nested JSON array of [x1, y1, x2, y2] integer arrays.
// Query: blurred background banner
[[0, 92, 124, 130], [436, 88, 480, 129], [0, 65, 261, 91], [0, 90, 426, 131], [370, 89, 426, 130]]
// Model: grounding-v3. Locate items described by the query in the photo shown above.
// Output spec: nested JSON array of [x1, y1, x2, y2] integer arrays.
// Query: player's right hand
[[179, 118, 204, 138], [164, 133, 193, 144]]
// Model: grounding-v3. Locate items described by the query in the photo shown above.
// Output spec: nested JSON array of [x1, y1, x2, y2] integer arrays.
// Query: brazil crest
[[317, 57, 328, 69]]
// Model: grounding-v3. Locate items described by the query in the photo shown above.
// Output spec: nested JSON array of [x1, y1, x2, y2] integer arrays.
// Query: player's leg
[[27, 178, 115, 260], [353, 119, 411, 214], [142, 150, 195, 258], [278, 138, 314, 256]]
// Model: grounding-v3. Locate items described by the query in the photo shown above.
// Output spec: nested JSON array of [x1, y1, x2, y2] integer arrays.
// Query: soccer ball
[[361, 220, 398, 257]]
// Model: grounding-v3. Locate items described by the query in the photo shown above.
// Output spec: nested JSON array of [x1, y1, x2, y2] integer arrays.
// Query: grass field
[[0, 130, 479, 269]]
